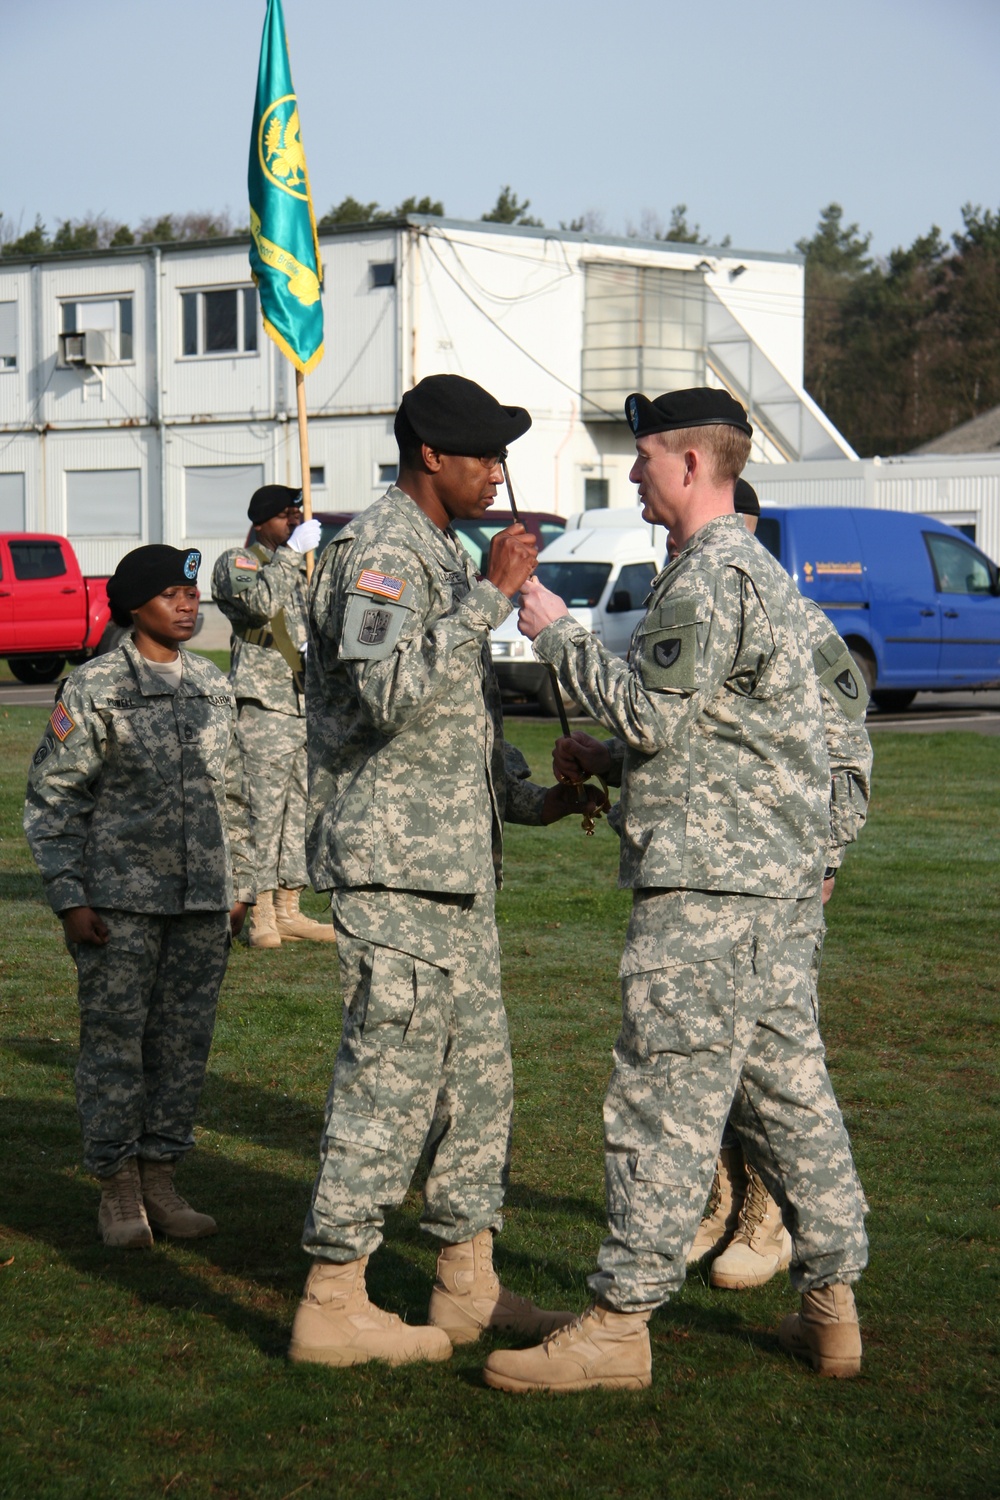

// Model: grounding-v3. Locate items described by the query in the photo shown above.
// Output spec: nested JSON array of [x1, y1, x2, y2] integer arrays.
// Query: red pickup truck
[[0, 533, 112, 683]]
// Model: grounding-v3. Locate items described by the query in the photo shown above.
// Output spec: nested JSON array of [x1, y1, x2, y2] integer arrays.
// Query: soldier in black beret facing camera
[[24, 546, 255, 1248]]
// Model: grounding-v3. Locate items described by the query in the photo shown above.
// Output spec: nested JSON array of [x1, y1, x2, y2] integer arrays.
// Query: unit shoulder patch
[[812, 634, 869, 722], [32, 732, 55, 768]]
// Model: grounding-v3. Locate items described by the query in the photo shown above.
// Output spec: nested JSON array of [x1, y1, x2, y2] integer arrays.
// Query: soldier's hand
[[288, 518, 322, 554], [229, 902, 250, 939], [539, 781, 611, 825], [485, 524, 538, 599], [61, 907, 110, 946], [822, 875, 836, 905], [517, 575, 568, 639], [554, 730, 612, 784]]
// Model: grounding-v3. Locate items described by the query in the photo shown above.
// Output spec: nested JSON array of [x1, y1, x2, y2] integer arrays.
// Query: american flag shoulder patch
[[356, 569, 406, 601], [50, 702, 76, 741], [234, 555, 259, 571]]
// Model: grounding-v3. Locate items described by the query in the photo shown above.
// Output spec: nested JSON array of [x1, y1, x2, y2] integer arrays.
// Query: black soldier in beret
[[395, 373, 531, 459], [247, 484, 304, 527], [107, 545, 202, 626]]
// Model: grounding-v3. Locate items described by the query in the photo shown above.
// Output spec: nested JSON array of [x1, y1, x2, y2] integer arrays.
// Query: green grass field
[[0, 709, 996, 1499]]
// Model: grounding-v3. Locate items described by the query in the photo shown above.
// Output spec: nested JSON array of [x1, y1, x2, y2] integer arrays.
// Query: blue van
[[755, 507, 1000, 710]]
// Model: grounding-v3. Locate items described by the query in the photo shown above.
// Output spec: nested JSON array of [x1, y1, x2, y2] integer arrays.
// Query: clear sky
[[2, 0, 997, 259]]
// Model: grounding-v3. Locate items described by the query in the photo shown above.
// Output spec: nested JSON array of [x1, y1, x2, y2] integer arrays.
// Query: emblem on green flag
[[248, 0, 324, 374]]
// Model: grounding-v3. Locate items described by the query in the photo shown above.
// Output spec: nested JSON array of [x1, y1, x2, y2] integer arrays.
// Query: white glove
[[287, 518, 321, 554]]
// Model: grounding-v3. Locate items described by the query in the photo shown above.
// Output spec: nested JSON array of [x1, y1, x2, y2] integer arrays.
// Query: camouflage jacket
[[24, 637, 255, 915], [211, 541, 308, 716], [306, 487, 546, 895], [534, 514, 831, 898], [602, 595, 873, 872]]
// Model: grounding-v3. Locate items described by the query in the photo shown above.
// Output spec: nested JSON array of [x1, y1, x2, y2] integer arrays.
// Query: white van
[[490, 512, 666, 714]]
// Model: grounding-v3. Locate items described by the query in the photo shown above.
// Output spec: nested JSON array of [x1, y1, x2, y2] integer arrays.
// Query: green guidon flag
[[248, 0, 324, 374]]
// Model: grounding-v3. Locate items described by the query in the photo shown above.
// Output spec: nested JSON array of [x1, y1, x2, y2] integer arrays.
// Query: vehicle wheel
[[871, 690, 917, 713], [536, 672, 581, 720], [8, 655, 66, 685]]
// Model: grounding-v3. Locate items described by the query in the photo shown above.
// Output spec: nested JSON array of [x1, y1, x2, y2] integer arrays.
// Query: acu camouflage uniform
[[24, 637, 255, 1178], [303, 486, 547, 1262], [533, 513, 869, 1311], [212, 539, 309, 891]]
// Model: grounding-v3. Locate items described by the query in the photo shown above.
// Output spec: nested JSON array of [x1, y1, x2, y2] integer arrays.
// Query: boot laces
[[735, 1166, 770, 1240], [106, 1167, 144, 1222]]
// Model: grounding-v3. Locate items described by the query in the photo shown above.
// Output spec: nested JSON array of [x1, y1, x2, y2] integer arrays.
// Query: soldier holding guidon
[[24, 546, 255, 1248], [212, 484, 334, 948], [485, 389, 869, 1393]]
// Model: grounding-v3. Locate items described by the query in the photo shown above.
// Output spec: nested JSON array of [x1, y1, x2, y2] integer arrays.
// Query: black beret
[[395, 374, 531, 456], [734, 479, 760, 517], [107, 545, 202, 613], [625, 388, 753, 439], [248, 484, 303, 524]]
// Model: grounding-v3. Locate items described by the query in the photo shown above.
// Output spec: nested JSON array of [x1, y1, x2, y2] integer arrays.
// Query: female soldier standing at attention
[[24, 545, 255, 1248]]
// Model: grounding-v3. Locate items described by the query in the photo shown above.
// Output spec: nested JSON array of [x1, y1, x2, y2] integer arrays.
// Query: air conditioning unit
[[58, 329, 117, 367]]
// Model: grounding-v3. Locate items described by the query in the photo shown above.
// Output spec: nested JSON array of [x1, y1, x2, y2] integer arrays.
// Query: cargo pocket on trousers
[[360, 946, 418, 1038], [629, 1147, 704, 1253]]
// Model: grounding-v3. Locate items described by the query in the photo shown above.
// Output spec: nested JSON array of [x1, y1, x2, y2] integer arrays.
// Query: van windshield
[[534, 562, 612, 608]]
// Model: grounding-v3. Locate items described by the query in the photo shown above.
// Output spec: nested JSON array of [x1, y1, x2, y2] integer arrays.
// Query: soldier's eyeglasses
[[478, 450, 507, 469]]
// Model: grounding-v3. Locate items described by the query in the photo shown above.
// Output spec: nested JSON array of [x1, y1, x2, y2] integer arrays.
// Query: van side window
[[607, 562, 657, 612], [755, 516, 781, 560], [924, 533, 995, 596], [9, 541, 67, 581]]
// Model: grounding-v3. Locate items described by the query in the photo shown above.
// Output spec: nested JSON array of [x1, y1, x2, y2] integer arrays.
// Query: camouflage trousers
[[237, 702, 307, 891], [590, 889, 868, 1312], [73, 909, 231, 1178], [302, 887, 513, 1261]]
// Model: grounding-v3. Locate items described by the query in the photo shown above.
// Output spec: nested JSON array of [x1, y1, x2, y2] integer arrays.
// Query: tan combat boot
[[687, 1145, 749, 1263], [247, 890, 281, 949], [779, 1282, 862, 1377], [140, 1160, 217, 1238], [289, 1256, 453, 1367], [98, 1158, 154, 1249], [274, 887, 336, 944], [710, 1163, 792, 1289], [483, 1303, 652, 1393], [427, 1230, 575, 1345]]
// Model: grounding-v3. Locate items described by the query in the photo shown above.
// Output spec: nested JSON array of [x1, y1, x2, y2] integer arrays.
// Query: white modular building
[[0, 215, 854, 579]]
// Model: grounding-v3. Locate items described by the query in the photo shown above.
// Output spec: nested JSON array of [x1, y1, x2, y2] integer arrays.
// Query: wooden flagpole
[[295, 368, 314, 581]]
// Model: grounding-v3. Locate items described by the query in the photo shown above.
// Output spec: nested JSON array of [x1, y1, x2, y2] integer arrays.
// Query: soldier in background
[[212, 484, 334, 948], [289, 375, 599, 1369], [486, 389, 869, 1393], [690, 479, 873, 1290], [24, 545, 255, 1248]]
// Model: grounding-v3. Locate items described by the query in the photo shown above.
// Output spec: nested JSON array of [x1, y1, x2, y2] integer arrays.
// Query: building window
[[309, 465, 325, 488], [66, 470, 141, 538], [581, 262, 705, 419], [0, 302, 16, 369], [184, 465, 264, 537], [0, 472, 25, 529], [584, 477, 609, 510], [180, 286, 258, 357], [370, 263, 395, 289], [377, 462, 398, 486], [60, 297, 133, 361]]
